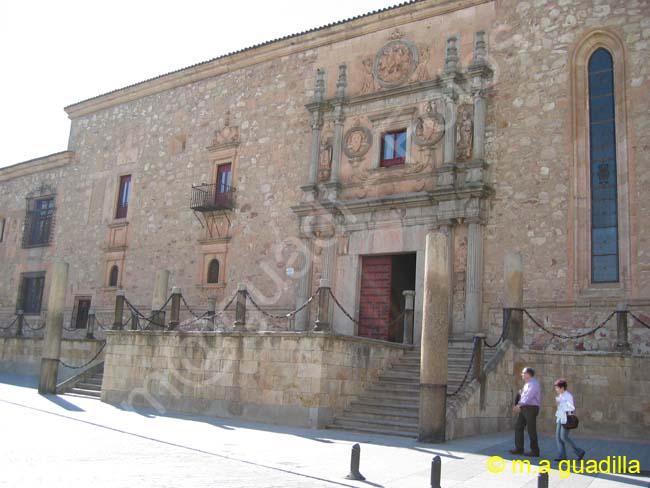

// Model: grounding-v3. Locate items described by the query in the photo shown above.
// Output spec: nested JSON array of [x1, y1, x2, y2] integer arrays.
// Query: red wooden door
[[215, 163, 232, 207], [358, 256, 392, 340]]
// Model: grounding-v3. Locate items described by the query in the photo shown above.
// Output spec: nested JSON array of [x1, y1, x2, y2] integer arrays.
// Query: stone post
[[443, 95, 457, 165], [419, 230, 451, 442], [314, 279, 331, 332], [151, 269, 170, 328], [15, 310, 24, 337], [130, 310, 139, 331], [616, 303, 630, 351], [169, 287, 182, 330], [113, 290, 125, 330], [207, 296, 216, 331], [464, 222, 484, 335], [402, 290, 415, 344], [38, 260, 68, 395], [295, 238, 313, 331], [473, 334, 485, 381], [233, 283, 247, 331], [86, 310, 95, 339], [504, 252, 524, 347]]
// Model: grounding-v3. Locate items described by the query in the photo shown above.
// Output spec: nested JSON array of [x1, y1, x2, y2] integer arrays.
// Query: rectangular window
[[71, 297, 92, 329], [18, 272, 45, 315], [0, 218, 5, 242], [380, 130, 407, 167], [115, 175, 131, 219], [23, 198, 55, 247]]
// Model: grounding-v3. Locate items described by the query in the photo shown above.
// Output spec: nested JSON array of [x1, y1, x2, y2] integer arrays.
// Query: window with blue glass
[[588, 48, 619, 283], [380, 130, 407, 167]]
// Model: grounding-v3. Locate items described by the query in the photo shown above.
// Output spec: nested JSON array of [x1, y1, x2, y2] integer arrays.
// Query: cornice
[[64, 0, 493, 119], [0, 151, 75, 183]]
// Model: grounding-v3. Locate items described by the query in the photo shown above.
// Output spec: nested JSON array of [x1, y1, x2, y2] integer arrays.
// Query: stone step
[[76, 382, 102, 391], [69, 388, 101, 398], [358, 393, 420, 405], [326, 422, 416, 438], [367, 385, 419, 396], [349, 401, 419, 415], [81, 378, 103, 386], [340, 410, 418, 423], [332, 416, 418, 433]]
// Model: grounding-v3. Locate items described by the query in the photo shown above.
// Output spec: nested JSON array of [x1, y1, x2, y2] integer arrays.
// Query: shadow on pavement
[[42, 393, 85, 412]]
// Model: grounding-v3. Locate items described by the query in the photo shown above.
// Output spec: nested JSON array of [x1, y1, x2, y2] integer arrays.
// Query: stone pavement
[[0, 374, 648, 488]]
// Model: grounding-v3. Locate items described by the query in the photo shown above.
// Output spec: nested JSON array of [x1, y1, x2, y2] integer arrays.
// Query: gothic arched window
[[588, 48, 618, 283], [207, 259, 220, 284]]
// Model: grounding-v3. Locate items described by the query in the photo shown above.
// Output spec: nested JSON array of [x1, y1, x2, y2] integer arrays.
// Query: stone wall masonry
[[447, 342, 650, 441], [0, 337, 105, 381], [102, 330, 410, 428]]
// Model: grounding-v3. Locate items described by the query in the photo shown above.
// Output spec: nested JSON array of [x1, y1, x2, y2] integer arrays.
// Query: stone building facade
[[1, 0, 649, 354]]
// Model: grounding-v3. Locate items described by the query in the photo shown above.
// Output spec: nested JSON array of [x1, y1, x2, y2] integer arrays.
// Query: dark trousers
[[515, 406, 540, 454]]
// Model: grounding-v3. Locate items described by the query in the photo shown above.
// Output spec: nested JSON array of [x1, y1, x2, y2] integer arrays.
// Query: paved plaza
[[0, 374, 648, 488]]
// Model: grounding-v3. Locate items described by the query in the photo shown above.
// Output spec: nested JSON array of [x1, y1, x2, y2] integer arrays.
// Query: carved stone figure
[[413, 45, 431, 82], [456, 104, 474, 161], [360, 58, 377, 94], [211, 110, 240, 147], [318, 138, 333, 182], [373, 40, 419, 88]]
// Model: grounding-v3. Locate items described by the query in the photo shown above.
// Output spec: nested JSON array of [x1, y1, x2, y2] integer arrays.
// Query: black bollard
[[345, 443, 365, 481], [431, 455, 441, 488], [538, 472, 549, 488]]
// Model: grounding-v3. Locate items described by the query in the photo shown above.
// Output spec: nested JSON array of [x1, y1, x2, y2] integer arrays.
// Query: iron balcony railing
[[190, 183, 236, 212]]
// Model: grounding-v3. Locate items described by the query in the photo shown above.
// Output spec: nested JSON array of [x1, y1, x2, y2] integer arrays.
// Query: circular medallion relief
[[373, 39, 419, 88], [412, 110, 445, 146], [343, 126, 373, 159]]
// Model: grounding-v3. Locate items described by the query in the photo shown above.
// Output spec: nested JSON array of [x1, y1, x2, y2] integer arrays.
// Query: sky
[[0, 0, 402, 168]]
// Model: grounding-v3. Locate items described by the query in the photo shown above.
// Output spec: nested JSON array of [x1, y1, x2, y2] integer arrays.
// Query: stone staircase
[[63, 365, 104, 399], [328, 341, 493, 437]]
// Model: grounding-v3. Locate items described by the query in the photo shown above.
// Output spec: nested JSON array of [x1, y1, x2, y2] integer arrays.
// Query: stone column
[[151, 269, 170, 327], [504, 252, 524, 347], [443, 95, 457, 165], [419, 230, 451, 442], [464, 222, 484, 335], [472, 90, 486, 161], [38, 260, 69, 394], [327, 64, 347, 196], [305, 69, 325, 187], [295, 238, 313, 331]]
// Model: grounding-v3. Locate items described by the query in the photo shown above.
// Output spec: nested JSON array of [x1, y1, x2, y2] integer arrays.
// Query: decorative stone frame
[[111, 172, 134, 223], [569, 28, 635, 297], [198, 249, 228, 289]]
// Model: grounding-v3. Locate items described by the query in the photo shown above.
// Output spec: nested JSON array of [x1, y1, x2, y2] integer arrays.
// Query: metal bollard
[[86, 311, 95, 339], [345, 443, 365, 481], [233, 284, 247, 331], [113, 290, 125, 330], [431, 455, 441, 488], [314, 279, 331, 332], [169, 287, 182, 330], [538, 472, 549, 488], [16, 310, 24, 337]]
